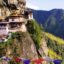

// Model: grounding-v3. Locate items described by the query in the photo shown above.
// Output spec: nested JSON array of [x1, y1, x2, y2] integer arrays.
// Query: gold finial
[[10, 9, 20, 16], [18, 0, 26, 5], [0, 16, 5, 20]]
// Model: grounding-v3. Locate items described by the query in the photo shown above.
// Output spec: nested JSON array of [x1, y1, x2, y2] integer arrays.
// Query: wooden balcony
[[9, 24, 27, 32]]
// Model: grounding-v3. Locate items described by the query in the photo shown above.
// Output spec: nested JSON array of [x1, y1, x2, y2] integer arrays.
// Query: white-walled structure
[[0, 14, 27, 42], [28, 11, 33, 19], [0, 0, 34, 42]]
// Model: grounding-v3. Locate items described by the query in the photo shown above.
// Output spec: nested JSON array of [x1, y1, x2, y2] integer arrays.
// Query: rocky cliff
[[0, 0, 49, 63], [0, 19, 48, 60]]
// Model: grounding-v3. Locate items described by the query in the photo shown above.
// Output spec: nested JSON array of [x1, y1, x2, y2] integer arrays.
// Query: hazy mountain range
[[32, 9, 64, 39]]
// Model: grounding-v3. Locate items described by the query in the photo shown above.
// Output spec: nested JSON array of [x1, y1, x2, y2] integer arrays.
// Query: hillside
[[26, 19, 64, 60], [0, 0, 64, 64], [45, 32, 64, 62], [45, 32, 64, 45], [0, 19, 47, 63], [0, 19, 64, 64], [32, 9, 64, 39]]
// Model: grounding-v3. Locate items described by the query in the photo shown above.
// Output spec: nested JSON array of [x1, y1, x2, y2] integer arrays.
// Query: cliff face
[[5, 32, 38, 59], [0, 0, 26, 17], [2, 19, 48, 59], [26, 20, 48, 57], [0, 0, 48, 61], [0, 0, 39, 59], [19, 32, 38, 59], [14, 32, 38, 59]]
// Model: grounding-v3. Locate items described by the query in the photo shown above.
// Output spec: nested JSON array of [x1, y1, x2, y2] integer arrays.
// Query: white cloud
[[26, 0, 64, 10], [26, 4, 39, 10]]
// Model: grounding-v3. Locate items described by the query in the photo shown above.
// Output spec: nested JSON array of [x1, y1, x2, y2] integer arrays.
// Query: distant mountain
[[32, 9, 64, 39]]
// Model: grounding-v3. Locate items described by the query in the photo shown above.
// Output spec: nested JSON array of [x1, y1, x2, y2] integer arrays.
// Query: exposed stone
[[6, 32, 38, 59], [0, 0, 39, 60]]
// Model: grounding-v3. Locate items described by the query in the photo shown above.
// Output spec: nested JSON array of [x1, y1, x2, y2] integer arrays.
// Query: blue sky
[[26, 0, 64, 10]]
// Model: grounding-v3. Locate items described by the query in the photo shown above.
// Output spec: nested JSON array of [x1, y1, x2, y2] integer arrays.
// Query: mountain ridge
[[31, 9, 64, 39]]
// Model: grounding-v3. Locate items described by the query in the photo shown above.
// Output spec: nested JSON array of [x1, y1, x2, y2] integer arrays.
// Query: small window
[[0, 9, 1, 16], [9, 19, 13, 22], [14, 18, 19, 22]]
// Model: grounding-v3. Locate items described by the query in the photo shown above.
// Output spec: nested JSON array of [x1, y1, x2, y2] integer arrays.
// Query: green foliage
[[8, 60, 15, 64], [45, 33, 64, 60], [62, 59, 64, 64], [11, 32, 21, 39], [0, 35, 14, 57], [26, 19, 43, 57], [11, 32, 28, 41], [8, 60, 21, 64], [26, 19, 43, 49], [45, 32, 64, 44]]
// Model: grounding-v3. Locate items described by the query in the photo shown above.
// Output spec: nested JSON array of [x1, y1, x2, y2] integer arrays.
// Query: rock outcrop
[[0, 0, 48, 61], [6, 32, 38, 59]]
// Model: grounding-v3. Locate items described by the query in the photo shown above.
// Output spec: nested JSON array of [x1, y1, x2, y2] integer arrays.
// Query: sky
[[26, 0, 64, 10]]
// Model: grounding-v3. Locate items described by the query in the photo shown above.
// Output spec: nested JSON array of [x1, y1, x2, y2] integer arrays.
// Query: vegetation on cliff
[[45, 32, 64, 64], [26, 19, 43, 57], [0, 19, 64, 64]]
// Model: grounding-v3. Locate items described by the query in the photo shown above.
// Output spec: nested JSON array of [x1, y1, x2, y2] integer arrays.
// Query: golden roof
[[0, 16, 5, 20], [10, 10, 19, 16], [11, 13, 18, 16], [18, 0, 26, 5]]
